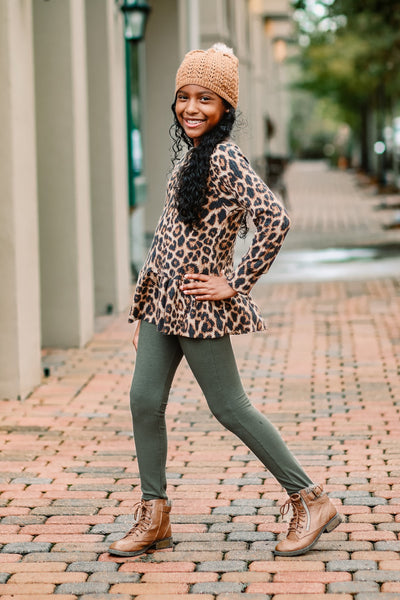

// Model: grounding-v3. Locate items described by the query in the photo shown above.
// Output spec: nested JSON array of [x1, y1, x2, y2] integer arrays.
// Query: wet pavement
[[267, 161, 400, 283], [266, 245, 400, 283], [0, 161, 399, 599]]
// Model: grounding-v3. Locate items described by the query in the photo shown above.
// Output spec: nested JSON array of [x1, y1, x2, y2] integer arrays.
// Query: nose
[[185, 97, 199, 115]]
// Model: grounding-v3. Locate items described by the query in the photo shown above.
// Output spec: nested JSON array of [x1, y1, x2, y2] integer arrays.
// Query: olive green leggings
[[130, 320, 313, 499]]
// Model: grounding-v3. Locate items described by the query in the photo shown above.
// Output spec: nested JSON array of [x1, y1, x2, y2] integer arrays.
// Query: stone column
[[233, 0, 252, 158], [144, 0, 180, 234], [85, 0, 130, 316], [33, 0, 94, 347], [0, 0, 41, 399], [198, 0, 230, 47], [179, 0, 200, 53], [248, 10, 266, 161]]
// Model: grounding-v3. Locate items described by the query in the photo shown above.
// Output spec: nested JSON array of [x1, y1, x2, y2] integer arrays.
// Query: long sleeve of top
[[128, 141, 290, 338], [211, 144, 290, 295]]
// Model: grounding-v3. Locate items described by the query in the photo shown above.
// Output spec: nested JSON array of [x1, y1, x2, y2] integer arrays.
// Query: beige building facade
[[0, 0, 292, 399]]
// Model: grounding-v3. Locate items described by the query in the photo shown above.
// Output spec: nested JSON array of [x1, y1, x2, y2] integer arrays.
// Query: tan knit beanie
[[175, 43, 239, 109]]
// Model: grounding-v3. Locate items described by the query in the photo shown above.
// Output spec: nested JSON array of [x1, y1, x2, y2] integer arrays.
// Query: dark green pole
[[125, 38, 135, 208]]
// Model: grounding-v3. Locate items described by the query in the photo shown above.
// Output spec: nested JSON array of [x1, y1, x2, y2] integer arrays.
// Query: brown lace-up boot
[[108, 498, 172, 557], [273, 484, 342, 557]]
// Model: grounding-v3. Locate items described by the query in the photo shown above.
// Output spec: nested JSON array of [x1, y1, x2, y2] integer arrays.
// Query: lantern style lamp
[[120, 0, 151, 42]]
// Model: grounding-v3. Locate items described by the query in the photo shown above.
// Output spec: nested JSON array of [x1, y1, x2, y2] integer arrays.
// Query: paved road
[[0, 162, 399, 599]]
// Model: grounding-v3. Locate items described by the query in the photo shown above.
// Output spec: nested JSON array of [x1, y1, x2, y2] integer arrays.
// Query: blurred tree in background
[[291, 0, 400, 183]]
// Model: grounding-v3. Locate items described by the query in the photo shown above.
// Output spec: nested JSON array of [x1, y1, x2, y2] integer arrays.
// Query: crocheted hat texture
[[175, 43, 239, 109]]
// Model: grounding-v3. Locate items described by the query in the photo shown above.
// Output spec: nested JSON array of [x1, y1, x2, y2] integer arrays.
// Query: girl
[[109, 44, 341, 559]]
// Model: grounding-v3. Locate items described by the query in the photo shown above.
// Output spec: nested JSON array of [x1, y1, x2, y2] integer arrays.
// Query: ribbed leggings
[[130, 320, 313, 499]]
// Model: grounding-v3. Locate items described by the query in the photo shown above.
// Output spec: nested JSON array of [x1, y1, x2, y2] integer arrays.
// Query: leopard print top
[[129, 141, 290, 338]]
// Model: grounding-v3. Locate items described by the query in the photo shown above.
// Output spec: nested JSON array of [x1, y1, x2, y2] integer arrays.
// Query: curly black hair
[[170, 99, 248, 237]]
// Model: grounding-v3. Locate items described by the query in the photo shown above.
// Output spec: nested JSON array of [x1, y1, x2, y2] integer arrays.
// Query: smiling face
[[175, 84, 229, 146]]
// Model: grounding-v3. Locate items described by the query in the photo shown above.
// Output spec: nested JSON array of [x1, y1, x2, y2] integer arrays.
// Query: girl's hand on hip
[[180, 273, 237, 301], [132, 320, 141, 350]]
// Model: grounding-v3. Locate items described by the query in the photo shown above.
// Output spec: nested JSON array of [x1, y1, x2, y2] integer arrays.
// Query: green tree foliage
[[292, 0, 400, 167]]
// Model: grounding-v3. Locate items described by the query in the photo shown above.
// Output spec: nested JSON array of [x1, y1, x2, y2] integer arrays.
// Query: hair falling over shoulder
[[169, 100, 249, 238]]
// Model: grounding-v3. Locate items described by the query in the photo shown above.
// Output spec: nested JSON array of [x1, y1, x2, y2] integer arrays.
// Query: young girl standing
[[109, 44, 341, 559]]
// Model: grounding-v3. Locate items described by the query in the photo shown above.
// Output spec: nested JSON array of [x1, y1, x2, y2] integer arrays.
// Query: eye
[[201, 96, 211, 102], [177, 94, 188, 101]]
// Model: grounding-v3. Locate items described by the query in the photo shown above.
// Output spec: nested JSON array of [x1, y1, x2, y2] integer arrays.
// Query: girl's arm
[[180, 272, 237, 301], [217, 144, 290, 295], [132, 320, 141, 350], [180, 144, 290, 301]]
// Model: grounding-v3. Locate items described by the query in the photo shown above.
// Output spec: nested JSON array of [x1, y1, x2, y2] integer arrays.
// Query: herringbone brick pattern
[[0, 162, 399, 598]]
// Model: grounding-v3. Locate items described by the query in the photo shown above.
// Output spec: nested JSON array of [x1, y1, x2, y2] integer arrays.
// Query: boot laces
[[127, 500, 152, 535], [280, 493, 305, 535]]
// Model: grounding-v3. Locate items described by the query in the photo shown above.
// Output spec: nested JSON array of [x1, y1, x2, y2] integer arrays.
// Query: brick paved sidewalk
[[0, 163, 399, 599], [282, 160, 400, 250]]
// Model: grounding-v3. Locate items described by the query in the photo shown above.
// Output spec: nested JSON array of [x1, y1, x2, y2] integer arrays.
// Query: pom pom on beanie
[[175, 43, 239, 109]]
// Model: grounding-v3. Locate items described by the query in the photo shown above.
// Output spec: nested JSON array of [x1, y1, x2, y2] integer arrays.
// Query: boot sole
[[273, 513, 342, 557], [108, 536, 173, 557]]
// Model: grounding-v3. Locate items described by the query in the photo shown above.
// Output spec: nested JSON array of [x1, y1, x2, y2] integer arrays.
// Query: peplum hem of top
[[128, 268, 267, 339]]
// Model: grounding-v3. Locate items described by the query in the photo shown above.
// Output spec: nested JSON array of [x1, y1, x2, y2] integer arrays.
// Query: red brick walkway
[[1, 162, 400, 599]]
